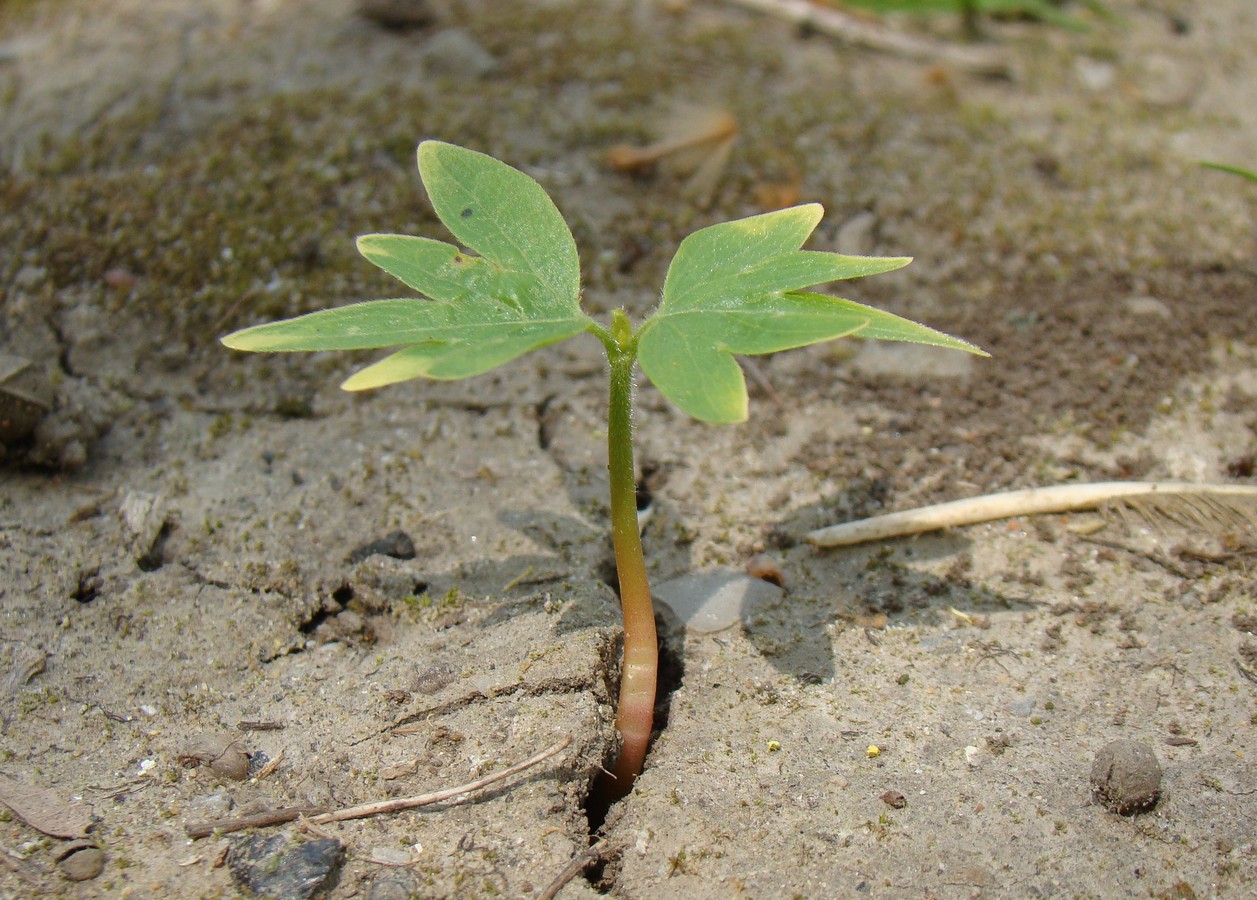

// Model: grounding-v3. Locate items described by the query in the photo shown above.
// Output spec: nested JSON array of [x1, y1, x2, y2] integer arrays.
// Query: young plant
[[221, 141, 986, 793], [1201, 161, 1257, 184]]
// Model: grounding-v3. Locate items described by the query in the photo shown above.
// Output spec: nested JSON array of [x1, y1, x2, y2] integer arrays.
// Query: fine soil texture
[[2, 1, 1256, 897]]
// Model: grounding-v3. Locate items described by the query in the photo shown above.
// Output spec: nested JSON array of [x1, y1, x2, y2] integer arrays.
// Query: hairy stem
[[601, 310, 657, 795]]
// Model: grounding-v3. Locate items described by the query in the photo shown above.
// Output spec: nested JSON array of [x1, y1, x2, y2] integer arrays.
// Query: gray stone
[[421, 29, 499, 80], [228, 833, 345, 899], [1005, 698, 1035, 718]]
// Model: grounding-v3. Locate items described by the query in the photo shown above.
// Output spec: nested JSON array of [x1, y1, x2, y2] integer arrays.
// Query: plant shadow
[[741, 494, 1040, 684], [334, 475, 1034, 693]]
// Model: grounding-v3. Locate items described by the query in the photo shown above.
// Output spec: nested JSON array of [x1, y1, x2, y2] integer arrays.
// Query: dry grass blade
[[1106, 490, 1257, 534], [718, 0, 1011, 76], [805, 482, 1257, 548]]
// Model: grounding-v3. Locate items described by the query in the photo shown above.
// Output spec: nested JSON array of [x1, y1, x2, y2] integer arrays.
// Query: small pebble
[[347, 530, 416, 564], [744, 553, 785, 587], [119, 491, 170, 568], [55, 840, 105, 882], [247, 750, 271, 777], [1074, 57, 1116, 92], [1090, 739, 1162, 815], [879, 789, 907, 809], [102, 268, 138, 290], [1005, 698, 1036, 718], [421, 29, 499, 79], [13, 265, 47, 289], [191, 789, 234, 817], [1123, 295, 1171, 319]]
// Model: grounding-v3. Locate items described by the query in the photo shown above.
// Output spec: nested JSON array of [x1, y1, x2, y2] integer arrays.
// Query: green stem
[[959, 0, 981, 40], [600, 310, 657, 795]]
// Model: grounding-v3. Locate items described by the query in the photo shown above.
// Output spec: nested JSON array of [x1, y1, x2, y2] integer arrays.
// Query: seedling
[[221, 141, 986, 793], [1201, 161, 1257, 184]]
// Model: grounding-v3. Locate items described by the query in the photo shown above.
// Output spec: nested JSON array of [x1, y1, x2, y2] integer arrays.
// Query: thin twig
[[296, 816, 338, 841], [806, 482, 1257, 548], [255, 748, 285, 779], [309, 737, 572, 826], [185, 805, 330, 839], [539, 839, 618, 900], [184, 737, 572, 838], [718, 0, 1011, 76]]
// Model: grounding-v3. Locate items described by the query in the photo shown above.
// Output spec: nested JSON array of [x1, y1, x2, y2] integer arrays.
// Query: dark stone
[[356, 0, 436, 32], [228, 834, 345, 899], [347, 530, 416, 564], [1090, 739, 1162, 815]]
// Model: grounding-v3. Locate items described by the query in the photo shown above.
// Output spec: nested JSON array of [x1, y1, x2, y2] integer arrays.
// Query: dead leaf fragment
[[605, 107, 738, 207], [0, 774, 93, 838], [3, 644, 46, 695]]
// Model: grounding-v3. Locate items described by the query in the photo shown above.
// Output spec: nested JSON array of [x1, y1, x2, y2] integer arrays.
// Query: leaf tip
[[355, 233, 386, 258], [790, 202, 824, 230], [417, 138, 449, 157], [339, 372, 373, 392], [219, 330, 253, 352]]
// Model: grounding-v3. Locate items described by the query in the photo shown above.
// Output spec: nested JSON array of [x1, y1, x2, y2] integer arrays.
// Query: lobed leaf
[[222, 141, 591, 389], [415, 141, 581, 310], [637, 204, 986, 423]]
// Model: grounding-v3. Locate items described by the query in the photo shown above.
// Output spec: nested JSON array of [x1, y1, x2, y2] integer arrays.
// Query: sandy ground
[[2, 0, 1256, 896]]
